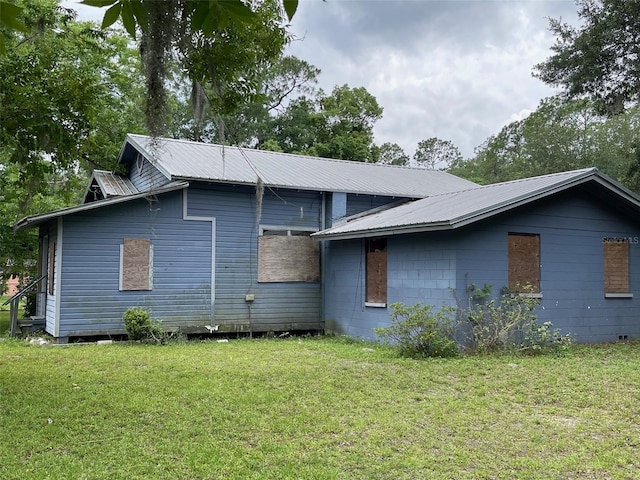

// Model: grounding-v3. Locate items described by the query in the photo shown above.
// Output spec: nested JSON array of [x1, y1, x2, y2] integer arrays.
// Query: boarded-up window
[[120, 238, 153, 291], [603, 238, 629, 294], [366, 238, 387, 304], [258, 229, 319, 282], [48, 241, 55, 295], [508, 234, 540, 292]]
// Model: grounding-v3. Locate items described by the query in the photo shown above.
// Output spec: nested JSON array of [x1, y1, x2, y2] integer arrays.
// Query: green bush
[[461, 284, 573, 355], [123, 307, 165, 343], [374, 302, 459, 358], [519, 321, 574, 355]]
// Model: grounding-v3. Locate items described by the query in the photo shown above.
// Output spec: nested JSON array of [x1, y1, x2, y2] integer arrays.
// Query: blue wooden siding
[[324, 189, 640, 343], [187, 184, 323, 332], [58, 190, 213, 337], [129, 156, 170, 192], [346, 194, 400, 217], [43, 224, 58, 336]]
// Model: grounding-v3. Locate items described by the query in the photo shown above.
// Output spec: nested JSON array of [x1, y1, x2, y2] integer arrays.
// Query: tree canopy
[[0, 0, 146, 286], [81, 0, 298, 137], [449, 97, 640, 189], [534, 0, 640, 115]]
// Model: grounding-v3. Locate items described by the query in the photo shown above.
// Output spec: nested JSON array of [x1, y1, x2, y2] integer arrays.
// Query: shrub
[[123, 307, 165, 343], [519, 321, 574, 355], [461, 284, 573, 355], [374, 302, 459, 358]]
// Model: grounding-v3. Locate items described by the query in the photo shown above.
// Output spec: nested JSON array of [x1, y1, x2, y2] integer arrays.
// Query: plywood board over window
[[366, 238, 387, 304], [120, 238, 153, 291], [258, 232, 319, 282], [508, 233, 540, 292], [603, 238, 629, 294]]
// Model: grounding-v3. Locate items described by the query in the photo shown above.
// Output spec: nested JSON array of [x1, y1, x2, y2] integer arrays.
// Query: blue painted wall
[[323, 232, 457, 339], [187, 183, 323, 332], [456, 189, 640, 343], [58, 190, 213, 337], [323, 187, 640, 343], [346, 194, 401, 217]]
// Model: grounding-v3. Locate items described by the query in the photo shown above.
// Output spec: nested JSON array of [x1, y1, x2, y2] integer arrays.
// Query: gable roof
[[14, 181, 188, 232], [122, 134, 477, 197], [313, 168, 640, 240], [83, 170, 138, 203]]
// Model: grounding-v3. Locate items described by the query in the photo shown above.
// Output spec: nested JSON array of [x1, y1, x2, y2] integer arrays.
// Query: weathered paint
[[324, 187, 640, 343], [187, 183, 323, 332], [57, 190, 213, 337], [346, 193, 401, 217], [456, 188, 640, 343], [125, 146, 170, 192]]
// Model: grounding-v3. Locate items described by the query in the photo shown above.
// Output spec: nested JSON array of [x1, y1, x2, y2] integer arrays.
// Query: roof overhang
[[14, 181, 189, 232], [313, 169, 640, 241]]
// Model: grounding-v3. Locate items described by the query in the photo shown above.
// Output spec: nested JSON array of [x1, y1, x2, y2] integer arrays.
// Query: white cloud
[[287, 0, 579, 158], [64, 0, 580, 159]]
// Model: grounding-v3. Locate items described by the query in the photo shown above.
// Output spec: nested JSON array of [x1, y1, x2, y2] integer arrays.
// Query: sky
[[65, 0, 581, 159]]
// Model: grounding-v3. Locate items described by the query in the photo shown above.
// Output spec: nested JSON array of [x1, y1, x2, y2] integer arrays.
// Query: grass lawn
[[0, 297, 10, 335], [0, 337, 639, 479]]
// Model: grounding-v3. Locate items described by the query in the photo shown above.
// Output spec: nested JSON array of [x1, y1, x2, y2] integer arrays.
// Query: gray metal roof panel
[[94, 170, 138, 197], [313, 168, 633, 239], [125, 134, 477, 197], [15, 181, 188, 232]]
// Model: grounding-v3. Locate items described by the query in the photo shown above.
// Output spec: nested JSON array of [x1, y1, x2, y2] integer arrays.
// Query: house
[[13, 134, 474, 342], [314, 168, 640, 343], [14, 136, 640, 344]]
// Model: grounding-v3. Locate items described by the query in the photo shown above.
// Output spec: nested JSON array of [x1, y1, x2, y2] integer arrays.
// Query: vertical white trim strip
[[54, 218, 63, 338], [182, 189, 216, 317], [119, 244, 124, 291]]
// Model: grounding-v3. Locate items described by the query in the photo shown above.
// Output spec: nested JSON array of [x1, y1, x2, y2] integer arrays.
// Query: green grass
[[1, 337, 639, 479], [0, 297, 10, 335]]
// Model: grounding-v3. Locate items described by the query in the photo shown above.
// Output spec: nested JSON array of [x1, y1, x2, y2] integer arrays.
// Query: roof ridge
[[424, 167, 599, 199], [127, 133, 456, 173]]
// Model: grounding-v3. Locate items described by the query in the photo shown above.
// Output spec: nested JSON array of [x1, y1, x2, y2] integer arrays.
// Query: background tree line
[[0, 0, 638, 288]]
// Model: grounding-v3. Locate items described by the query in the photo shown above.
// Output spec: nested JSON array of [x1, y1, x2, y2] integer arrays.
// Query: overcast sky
[[67, 0, 580, 159]]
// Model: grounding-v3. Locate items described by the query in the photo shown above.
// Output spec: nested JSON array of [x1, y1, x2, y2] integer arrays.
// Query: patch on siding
[[258, 236, 319, 282]]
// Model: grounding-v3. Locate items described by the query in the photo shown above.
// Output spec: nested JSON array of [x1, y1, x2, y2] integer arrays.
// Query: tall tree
[[170, 55, 320, 146], [268, 85, 383, 161], [413, 138, 463, 170], [0, 0, 145, 284], [83, 0, 298, 137], [449, 98, 640, 188], [534, 0, 640, 115], [376, 143, 409, 166]]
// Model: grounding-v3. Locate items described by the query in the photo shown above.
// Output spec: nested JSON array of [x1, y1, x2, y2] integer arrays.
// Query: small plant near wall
[[519, 321, 574, 356], [123, 307, 166, 343], [461, 284, 574, 355], [374, 302, 459, 358]]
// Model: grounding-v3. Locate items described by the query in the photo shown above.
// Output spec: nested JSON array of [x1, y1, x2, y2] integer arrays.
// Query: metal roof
[[15, 182, 188, 232], [83, 170, 138, 203], [124, 134, 477, 197], [313, 168, 640, 240]]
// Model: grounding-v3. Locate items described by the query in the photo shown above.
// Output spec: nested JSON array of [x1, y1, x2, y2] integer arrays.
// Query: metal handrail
[[2, 273, 47, 306]]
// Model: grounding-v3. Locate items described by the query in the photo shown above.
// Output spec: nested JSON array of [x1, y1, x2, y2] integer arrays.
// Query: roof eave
[[14, 181, 189, 232], [315, 169, 640, 241]]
